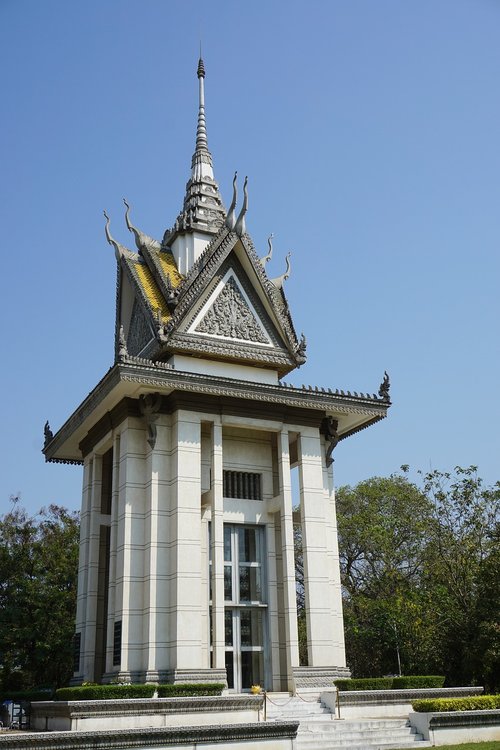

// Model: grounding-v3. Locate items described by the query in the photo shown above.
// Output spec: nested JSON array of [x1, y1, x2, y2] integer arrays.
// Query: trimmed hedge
[[412, 695, 500, 713], [392, 675, 445, 690], [56, 684, 155, 701], [334, 677, 393, 691], [55, 683, 225, 701], [335, 675, 445, 692], [157, 683, 225, 698]]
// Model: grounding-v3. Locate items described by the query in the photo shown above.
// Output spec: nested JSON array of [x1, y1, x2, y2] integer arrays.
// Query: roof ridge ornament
[[123, 199, 161, 253], [225, 171, 238, 230], [234, 176, 248, 237], [271, 251, 291, 289], [259, 234, 274, 267], [103, 210, 135, 261], [378, 370, 391, 402]]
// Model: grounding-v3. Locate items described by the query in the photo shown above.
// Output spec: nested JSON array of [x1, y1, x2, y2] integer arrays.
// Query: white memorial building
[[44, 59, 390, 693]]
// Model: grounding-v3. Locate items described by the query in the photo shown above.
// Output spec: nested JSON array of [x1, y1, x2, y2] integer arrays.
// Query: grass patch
[[395, 744, 500, 750]]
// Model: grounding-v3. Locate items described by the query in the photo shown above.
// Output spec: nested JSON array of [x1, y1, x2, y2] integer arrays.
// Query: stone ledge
[[0, 721, 299, 749], [409, 709, 500, 745], [429, 709, 500, 728], [32, 695, 263, 719]]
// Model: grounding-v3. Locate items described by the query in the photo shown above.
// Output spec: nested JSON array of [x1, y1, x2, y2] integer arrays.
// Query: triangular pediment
[[187, 270, 273, 347], [155, 227, 305, 376]]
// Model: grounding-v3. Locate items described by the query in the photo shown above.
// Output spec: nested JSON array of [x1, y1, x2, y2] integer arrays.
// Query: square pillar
[[210, 421, 225, 670], [298, 430, 334, 666], [170, 410, 203, 673], [277, 429, 299, 688]]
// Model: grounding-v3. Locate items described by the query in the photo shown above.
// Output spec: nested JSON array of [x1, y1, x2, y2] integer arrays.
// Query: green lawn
[[397, 744, 500, 750]]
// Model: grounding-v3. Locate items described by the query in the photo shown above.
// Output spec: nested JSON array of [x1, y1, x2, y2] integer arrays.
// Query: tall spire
[[192, 56, 212, 178], [169, 56, 225, 241]]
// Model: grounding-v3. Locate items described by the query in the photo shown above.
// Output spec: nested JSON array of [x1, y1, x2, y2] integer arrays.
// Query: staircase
[[265, 695, 432, 750]]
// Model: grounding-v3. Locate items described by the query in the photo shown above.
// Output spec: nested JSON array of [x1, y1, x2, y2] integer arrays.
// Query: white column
[[105, 435, 120, 675], [324, 456, 347, 667], [82, 454, 102, 681], [277, 429, 299, 686], [170, 410, 203, 671], [298, 430, 335, 665], [115, 420, 146, 676], [144, 415, 170, 678], [74, 457, 93, 680], [210, 421, 225, 670]]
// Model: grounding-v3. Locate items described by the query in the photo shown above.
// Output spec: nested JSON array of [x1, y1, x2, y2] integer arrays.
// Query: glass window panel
[[225, 610, 233, 646], [239, 565, 250, 601], [241, 650, 263, 690], [225, 651, 234, 690], [224, 565, 233, 600], [224, 526, 232, 561], [238, 528, 258, 562], [239, 566, 262, 602], [240, 609, 263, 647]]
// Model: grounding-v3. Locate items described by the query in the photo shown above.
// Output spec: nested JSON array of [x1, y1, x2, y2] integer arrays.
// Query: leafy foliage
[[412, 695, 500, 712], [334, 675, 444, 691], [336, 467, 500, 688], [0, 503, 79, 692], [391, 675, 445, 689], [335, 677, 393, 691], [56, 684, 155, 701], [56, 683, 225, 701]]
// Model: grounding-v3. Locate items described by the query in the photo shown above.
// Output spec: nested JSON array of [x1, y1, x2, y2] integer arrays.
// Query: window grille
[[113, 621, 122, 666], [223, 471, 262, 500]]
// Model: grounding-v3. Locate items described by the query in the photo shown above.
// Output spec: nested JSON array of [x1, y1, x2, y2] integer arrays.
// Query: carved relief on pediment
[[194, 276, 269, 344]]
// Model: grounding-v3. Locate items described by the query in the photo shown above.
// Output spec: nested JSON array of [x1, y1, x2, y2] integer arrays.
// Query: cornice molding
[[44, 359, 389, 464]]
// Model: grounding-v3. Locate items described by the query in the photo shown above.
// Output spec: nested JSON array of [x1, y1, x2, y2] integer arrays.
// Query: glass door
[[223, 525, 266, 692]]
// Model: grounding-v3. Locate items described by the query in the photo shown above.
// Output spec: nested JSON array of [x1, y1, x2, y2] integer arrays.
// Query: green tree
[[420, 467, 500, 686], [336, 475, 436, 677], [0, 502, 80, 692], [335, 467, 500, 685]]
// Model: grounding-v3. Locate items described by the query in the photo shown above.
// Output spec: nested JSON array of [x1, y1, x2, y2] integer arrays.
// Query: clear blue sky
[[1, 0, 499, 516]]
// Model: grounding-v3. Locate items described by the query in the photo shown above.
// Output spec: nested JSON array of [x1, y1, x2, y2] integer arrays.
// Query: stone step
[[297, 735, 431, 749]]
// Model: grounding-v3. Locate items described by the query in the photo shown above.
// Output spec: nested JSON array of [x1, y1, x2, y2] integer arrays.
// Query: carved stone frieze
[[194, 277, 269, 343]]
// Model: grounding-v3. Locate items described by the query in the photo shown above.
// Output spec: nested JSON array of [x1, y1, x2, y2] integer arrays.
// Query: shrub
[[392, 676, 445, 690], [56, 684, 155, 701], [55, 682, 225, 701], [157, 683, 225, 698], [334, 677, 393, 691], [412, 695, 500, 712]]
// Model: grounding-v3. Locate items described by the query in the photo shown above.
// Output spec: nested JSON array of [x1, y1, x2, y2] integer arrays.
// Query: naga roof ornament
[[234, 176, 248, 237], [103, 210, 136, 261]]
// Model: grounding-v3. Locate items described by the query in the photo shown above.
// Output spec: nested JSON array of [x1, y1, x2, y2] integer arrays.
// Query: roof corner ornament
[[321, 416, 339, 467], [117, 325, 128, 361], [139, 392, 162, 450], [43, 420, 54, 449], [295, 332, 307, 363], [271, 251, 291, 289], [259, 233, 274, 268], [123, 198, 141, 253], [378, 370, 391, 402], [225, 171, 238, 231], [164, 274, 180, 311], [104, 210, 127, 261], [234, 176, 248, 237]]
